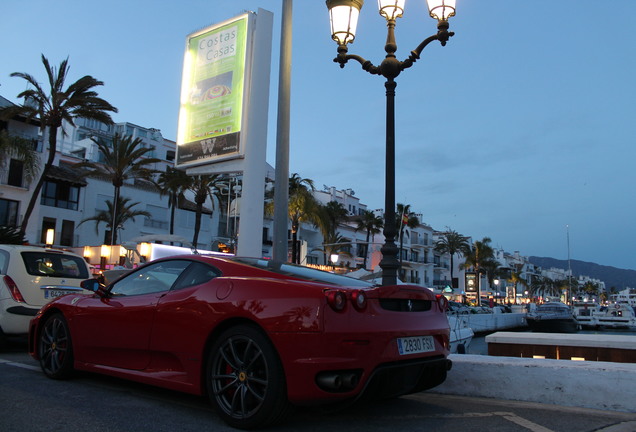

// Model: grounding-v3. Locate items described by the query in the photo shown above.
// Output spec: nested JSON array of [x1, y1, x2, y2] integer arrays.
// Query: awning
[[45, 165, 87, 186]]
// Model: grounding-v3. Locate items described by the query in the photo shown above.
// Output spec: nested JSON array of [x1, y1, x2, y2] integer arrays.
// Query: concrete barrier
[[432, 354, 636, 413]]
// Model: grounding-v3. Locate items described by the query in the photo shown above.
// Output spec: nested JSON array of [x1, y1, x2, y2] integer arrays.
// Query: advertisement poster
[[176, 14, 250, 167]]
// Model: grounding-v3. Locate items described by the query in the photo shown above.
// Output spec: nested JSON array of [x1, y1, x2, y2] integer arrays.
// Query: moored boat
[[447, 313, 474, 354], [526, 301, 579, 333], [592, 303, 636, 329], [572, 302, 601, 329]]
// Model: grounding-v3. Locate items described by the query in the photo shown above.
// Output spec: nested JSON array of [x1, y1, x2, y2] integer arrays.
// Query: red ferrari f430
[[29, 255, 451, 429]]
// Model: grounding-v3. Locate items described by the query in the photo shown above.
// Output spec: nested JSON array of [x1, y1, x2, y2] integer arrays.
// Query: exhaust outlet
[[340, 372, 359, 390], [316, 373, 342, 391]]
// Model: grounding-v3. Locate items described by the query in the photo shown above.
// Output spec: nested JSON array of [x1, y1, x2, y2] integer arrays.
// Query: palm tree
[[0, 130, 40, 186], [395, 203, 420, 270], [79, 196, 150, 244], [287, 173, 317, 264], [315, 201, 349, 265], [156, 167, 190, 238], [0, 225, 26, 244], [582, 281, 599, 298], [355, 210, 383, 270], [187, 174, 224, 248], [1, 55, 117, 238], [434, 227, 470, 288], [75, 133, 161, 245], [508, 265, 528, 300], [313, 231, 352, 268], [462, 237, 496, 305]]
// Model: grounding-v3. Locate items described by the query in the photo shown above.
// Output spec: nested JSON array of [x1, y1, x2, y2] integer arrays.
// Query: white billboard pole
[[237, 9, 273, 257], [179, 9, 273, 257]]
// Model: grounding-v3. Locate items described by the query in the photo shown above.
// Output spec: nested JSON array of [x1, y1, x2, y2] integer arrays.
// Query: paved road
[[2, 338, 635, 432]]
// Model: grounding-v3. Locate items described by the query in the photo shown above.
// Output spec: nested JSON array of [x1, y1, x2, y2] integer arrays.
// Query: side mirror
[[81, 278, 109, 298], [81, 279, 101, 292]]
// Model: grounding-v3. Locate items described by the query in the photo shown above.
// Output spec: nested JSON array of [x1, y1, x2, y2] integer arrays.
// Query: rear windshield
[[21, 252, 89, 279], [230, 258, 372, 287]]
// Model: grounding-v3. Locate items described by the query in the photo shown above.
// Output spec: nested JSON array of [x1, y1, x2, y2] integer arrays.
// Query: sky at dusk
[[2, 1, 635, 270]]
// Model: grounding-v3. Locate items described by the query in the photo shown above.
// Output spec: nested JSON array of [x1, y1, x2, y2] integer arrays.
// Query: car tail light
[[3, 275, 26, 303], [326, 290, 347, 312], [436, 294, 448, 311], [350, 290, 367, 311]]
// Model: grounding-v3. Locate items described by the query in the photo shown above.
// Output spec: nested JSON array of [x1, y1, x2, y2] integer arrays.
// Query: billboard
[[176, 13, 251, 167]]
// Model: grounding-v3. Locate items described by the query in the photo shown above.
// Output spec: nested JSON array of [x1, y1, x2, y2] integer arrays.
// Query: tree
[[187, 174, 224, 248], [434, 227, 470, 288], [507, 265, 528, 300], [0, 130, 40, 186], [314, 201, 349, 265], [78, 196, 150, 244], [287, 173, 317, 264], [0, 226, 26, 244], [1, 55, 117, 238], [355, 210, 383, 270], [395, 203, 420, 271], [156, 167, 190, 238], [75, 133, 161, 245], [462, 237, 496, 304], [313, 231, 352, 268]]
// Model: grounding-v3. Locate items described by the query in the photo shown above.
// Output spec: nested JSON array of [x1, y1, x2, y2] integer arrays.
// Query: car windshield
[[21, 252, 89, 279], [230, 257, 372, 288]]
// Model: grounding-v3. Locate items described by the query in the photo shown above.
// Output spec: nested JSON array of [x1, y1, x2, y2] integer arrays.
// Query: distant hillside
[[528, 257, 636, 290]]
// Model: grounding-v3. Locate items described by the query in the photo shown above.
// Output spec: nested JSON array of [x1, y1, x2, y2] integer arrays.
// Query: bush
[[0, 226, 26, 244]]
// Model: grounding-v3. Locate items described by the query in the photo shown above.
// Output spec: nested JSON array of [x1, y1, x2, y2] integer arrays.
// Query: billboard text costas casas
[[176, 15, 249, 167]]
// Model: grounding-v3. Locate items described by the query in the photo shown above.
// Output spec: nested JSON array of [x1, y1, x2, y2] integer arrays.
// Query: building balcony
[[143, 218, 169, 230]]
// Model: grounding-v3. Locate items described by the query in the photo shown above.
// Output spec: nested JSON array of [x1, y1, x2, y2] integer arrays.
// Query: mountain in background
[[528, 257, 636, 291]]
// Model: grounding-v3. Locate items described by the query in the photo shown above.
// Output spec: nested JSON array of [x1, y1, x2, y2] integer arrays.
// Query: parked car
[[0, 245, 91, 346], [29, 255, 451, 429]]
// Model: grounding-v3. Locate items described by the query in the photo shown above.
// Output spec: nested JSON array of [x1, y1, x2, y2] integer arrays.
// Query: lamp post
[[326, 0, 456, 286]]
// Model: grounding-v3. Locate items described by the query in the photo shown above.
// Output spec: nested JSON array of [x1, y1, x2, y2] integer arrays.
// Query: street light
[[326, 0, 456, 286]]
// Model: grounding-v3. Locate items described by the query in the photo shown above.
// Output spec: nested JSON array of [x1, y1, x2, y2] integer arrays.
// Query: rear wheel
[[38, 313, 74, 379], [206, 325, 291, 429]]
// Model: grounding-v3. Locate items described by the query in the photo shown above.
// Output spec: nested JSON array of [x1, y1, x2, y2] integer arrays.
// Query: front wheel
[[206, 325, 292, 429], [38, 313, 74, 379]]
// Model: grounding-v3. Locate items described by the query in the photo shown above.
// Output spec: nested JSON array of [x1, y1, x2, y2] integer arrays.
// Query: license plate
[[44, 289, 74, 299], [397, 336, 435, 355]]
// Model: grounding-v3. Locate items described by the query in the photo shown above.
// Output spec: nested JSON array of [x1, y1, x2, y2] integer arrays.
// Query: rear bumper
[[358, 355, 452, 401], [271, 322, 451, 405]]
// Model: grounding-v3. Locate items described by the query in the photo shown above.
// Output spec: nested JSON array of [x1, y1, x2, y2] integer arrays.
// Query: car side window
[[173, 262, 220, 290], [110, 260, 191, 296], [21, 252, 89, 279]]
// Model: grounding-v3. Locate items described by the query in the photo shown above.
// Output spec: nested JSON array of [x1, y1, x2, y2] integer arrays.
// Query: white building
[[0, 96, 219, 253]]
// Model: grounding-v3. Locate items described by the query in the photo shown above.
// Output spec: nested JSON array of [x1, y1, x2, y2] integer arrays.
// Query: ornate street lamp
[[326, 0, 457, 286]]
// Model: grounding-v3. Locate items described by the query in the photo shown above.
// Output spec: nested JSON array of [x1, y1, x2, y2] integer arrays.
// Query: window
[[41, 181, 80, 210], [109, 260, 191, 296], [40, 218, 55, 244], [21, 251, 89, 279], [166, 150, 175, 161], [8, 159, 24, 187], [232, 257, 371, 287], [173, 262, 219, 290], [60, 220, 75, 247], [81, 118, 110, 132], [0, 199, 19, 226]]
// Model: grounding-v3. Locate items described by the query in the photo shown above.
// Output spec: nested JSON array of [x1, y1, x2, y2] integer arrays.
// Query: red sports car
[[29, 255, 451, 429]]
